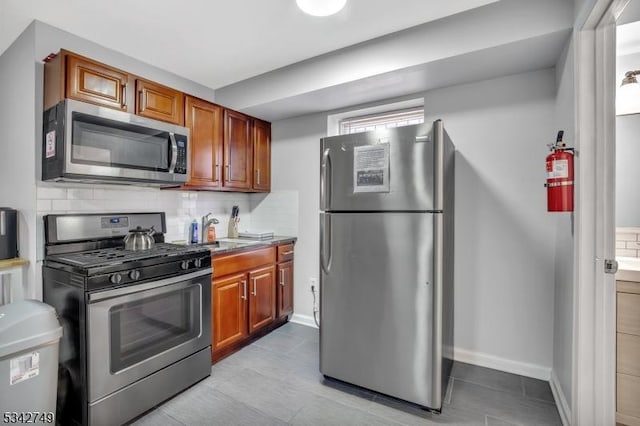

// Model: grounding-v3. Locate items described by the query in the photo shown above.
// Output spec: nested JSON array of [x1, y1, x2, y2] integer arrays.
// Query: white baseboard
[[550, 370, 571, 426], [453, 347, 551, 381], [290, 313, 318, 328]]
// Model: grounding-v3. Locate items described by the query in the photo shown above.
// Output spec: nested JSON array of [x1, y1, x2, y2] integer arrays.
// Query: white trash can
[[0, 300, 62, 424]]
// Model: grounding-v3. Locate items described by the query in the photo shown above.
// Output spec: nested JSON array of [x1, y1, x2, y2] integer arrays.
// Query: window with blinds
[[339, 107, 424, 135]]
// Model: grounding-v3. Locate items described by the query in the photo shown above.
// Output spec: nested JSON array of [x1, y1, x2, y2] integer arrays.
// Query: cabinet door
[[253, 119, 271, 192], [185, 96, 223, 187], [212, 273, 249, 352], [248, 265, 276, 333], [277, 260, 294, 318], [223, 110, 252, 190], [136, 79, 184, 125], [66, 54, 130, 111]]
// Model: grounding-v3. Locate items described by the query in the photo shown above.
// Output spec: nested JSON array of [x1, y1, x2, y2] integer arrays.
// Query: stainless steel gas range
[[42, 212, 212, 426]]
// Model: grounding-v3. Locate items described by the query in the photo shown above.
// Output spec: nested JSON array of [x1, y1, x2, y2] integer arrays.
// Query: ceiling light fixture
[[296, 0, 347, 16], [622, 70, 640, 86], [618, 70, 640, 115]]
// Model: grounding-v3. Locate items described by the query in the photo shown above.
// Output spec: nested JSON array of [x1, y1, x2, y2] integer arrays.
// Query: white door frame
[[574, 1, 627, 425]]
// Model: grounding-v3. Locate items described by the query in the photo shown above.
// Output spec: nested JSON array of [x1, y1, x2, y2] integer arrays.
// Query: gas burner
[[49, 243, 207, 269]]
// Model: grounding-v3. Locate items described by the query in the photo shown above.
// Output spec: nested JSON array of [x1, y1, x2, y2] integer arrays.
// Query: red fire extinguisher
[[545, 130, 574, 212]]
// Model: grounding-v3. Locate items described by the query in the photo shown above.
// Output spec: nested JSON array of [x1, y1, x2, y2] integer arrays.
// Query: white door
[[574, 0, 626, 424]]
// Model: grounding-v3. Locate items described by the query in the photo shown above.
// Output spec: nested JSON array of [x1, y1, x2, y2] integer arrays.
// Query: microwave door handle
[[168, 132, 178, 173]]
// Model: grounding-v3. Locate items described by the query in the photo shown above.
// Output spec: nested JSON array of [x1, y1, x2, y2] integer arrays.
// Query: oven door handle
[[168, 132, 178, 173], [88, 268, 211, 302]]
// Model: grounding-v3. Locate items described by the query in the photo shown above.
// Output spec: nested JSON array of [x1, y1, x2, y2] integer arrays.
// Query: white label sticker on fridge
[[547, 159, 569, 179], [45, 130, 56, 158], [353, 143, 390, 193], [10, 352, 39, 385]]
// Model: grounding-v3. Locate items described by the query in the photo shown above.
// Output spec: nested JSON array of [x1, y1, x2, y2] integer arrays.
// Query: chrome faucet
[[201, 213, 219, 243]]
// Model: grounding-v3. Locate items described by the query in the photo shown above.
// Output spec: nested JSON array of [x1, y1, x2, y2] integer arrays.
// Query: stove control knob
[[181, 260, 190, 270], [110, 273, 122, 284], [129, 270, 141, 280], [194, 258, 202, 268]]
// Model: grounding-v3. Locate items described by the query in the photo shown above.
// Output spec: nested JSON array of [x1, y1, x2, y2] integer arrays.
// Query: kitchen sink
[[195, 238, 264, 252]]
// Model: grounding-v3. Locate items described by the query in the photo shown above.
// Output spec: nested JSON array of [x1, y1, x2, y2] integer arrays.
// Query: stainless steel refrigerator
[[319, 120, 454, 410]]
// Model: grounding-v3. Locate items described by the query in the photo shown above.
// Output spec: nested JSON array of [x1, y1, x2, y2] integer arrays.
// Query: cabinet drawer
[[213, 247, 275, 277], [619, 292, 640, 336], [277, 243, 295, 262], [618, 333, 640, 376], [618, 373, 640, 420]]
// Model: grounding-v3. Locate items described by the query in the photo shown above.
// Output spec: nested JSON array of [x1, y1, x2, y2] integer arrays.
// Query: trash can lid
[[0, 300, 62, 359]]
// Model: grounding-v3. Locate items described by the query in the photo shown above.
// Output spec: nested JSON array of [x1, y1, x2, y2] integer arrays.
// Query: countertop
[[0, 258, 28, 270], [193, 236, 297, 256], [616, 257, 640, 282]]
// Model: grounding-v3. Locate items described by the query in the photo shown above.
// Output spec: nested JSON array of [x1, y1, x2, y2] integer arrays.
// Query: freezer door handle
[[320, 213, 332, 275], [320, 148, 332, 210]]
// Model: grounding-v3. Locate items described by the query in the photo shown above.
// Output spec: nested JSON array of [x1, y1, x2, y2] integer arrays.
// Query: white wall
[[0, 23, 38, 295], [424, 69, 557, 377], [270, 68, 559, 375], [615, 114, 640, 226], [551, 36, 575, 422], [268, 115, 327, 325]]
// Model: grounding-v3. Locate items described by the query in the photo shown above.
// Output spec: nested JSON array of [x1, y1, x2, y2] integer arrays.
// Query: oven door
[[62, 99, 189, 184], [87, 269, 211, 403]]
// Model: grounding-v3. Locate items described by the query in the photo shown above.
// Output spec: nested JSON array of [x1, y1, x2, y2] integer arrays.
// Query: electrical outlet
[[310, 277, 317, 292]]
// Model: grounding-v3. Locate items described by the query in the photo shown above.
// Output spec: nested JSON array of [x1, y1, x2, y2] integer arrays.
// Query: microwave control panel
[[175, 135, 187, 174]]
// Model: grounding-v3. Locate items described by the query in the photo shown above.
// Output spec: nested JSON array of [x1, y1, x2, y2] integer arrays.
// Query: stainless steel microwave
[[42, 99, 189, 186]]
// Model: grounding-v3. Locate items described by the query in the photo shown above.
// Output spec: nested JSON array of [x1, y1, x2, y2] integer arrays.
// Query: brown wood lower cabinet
[[211, 242, 295, 362], [617, 280, 640, 426], [212, 273, 248, 351], [277, 260, 294, 318], [249, 265, 276, 332]]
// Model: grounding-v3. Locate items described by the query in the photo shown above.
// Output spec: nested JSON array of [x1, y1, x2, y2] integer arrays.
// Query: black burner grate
[[50, 243, 204, 268]]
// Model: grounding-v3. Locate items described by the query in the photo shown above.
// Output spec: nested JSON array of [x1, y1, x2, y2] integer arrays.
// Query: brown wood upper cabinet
[[136, 79, 184, 125], [44, 50, 183, 125], [44, 49, 271, 192], [44, 49, 132, 111], [223, 110, 253, 190], [253, 119, 271, 192], [184, 96, 223, 188]]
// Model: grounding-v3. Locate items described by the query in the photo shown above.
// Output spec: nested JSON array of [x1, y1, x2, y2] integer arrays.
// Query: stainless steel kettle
[[123, 226, 155, 251]]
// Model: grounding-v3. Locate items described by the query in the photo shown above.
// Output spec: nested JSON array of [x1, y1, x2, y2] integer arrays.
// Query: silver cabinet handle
[[320, 148, 332, 210], [241, 280, 247, 300], [281, 250, 294, 256], [215, 164, 220, 181], [226, 164, 230, 182], [279, 269, 285, 287], [122, 83, 127, 108], [0, 210, 5, 236], [256, 169, 261, 185], [252, 278, 257, 296]]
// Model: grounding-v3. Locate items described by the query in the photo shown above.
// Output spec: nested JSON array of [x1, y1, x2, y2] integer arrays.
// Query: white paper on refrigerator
[[353, 143, 390, 193]]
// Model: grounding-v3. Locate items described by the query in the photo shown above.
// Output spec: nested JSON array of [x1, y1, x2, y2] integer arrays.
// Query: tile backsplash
[[36, 183, 301, 261], [616, 227, 640, 258], [36, 182, 252, 260]]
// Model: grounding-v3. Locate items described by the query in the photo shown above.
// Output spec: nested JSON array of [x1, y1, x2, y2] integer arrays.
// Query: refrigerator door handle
[[320, 148, 332, 210], [320, 214, 332, 274]]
